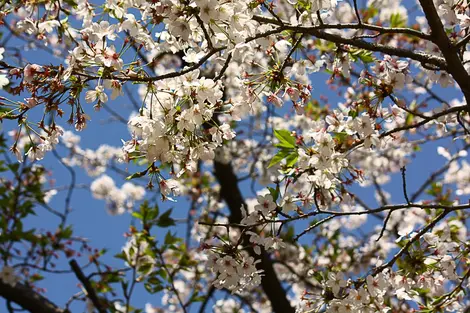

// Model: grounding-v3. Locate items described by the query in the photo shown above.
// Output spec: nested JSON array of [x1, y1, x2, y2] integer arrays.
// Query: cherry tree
[[1, 0, 470, 312]]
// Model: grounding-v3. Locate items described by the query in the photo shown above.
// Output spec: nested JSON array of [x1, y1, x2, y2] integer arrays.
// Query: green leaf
[[357, 51, 374, 64], [60, 226, 73, 239], [285, 152, 298, 167], [156, 268, 167, 280], [273, 129, 296, 149], [268, 149, 291, 168], [147, 276, 162, 285], [157, 209, 175, 227], [63, 0, 78, 7], [267, 186, 280, 202], [350, 49, 374, 64], [144, 282, 164, 294], [126, 170, 147, 180], [390, 12, 406, 27], [114, 252, 127, 261], [164, 231, 179, 245], [132, 212, 143, 220], [147, 204, 159, 221], [268, 149, 298, 169]]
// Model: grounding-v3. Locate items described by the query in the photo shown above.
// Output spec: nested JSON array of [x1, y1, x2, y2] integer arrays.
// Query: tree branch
[[213, 160, 295, 313], [418, 0, 470, 111], [69, 260, 107, 313], [252, 15, 444, 69], [253, 15, 432, 40], [0, 281, 67, 313]]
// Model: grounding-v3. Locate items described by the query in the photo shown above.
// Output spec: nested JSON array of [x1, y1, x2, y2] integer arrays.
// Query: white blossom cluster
[[3, 0, 470, 312], [206, 252, 263, 292], [91, 175, 145, 215], [300, 219, 468, 312]]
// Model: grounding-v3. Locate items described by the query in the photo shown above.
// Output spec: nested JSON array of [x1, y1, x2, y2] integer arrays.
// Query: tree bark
[[418, 0, 470, 111], [213, 160, 295, 313], [0, 281, 67, 313]]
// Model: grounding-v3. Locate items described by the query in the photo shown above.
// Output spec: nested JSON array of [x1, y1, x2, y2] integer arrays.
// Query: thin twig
[[376, 211, 392, 242], [400, 166, 411, 205], [353, 0, 362, 24]]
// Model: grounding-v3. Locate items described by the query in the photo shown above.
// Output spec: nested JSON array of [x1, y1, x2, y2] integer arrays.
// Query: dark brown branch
[[252, 16, 444, 69], [213, 160, 294, 313], [76, 19, 442, 85], [195, 15, 214, 50], [197, 285, 215, 313], [371, 208, 451, 276], [293, 215, 335, 241], [253, 15, 432, 40], [376, 210, 393, 242], [352, 0, 362, 24], [199, 202, 470, 229], [346, 105, 467, 152], [400, 167, 411, 205], [296, 27, 444, 69], [214, 53, 233, 82], [455, 32, 470, 50], [69, 260, 107, 313], [418, 0, 470, 111], [0, 280, 67, 313]]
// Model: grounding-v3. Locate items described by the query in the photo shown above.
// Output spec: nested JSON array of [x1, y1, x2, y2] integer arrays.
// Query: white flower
[[159, 179, 180, 197], [89, 21, 117, 41], [43, 189, 57, 203], [263, 236, 286, 250], [168, 20, 191, 41], [423, 232, 439, 245], [196, 77, 221, 104], [366, 273, 388, 297], [280, 196, 297, 214], [312, 0, 338, 11], [326, 272, 347, 296], [121, 182, 145, 201], [182, 49, 205, 64], [114, 301, 127, 313], [348, 287, 369, 304], [106, 189, 126, 215], [85, 85, 108, 103], [0, 266, 20, 287], [274, 40, 292, 58], [90, 175, 116, 199], [96, 45, 123, 70], [236, 256, 258, 276], [219, 124, 236, 141], [11, 145, 23, 163], [195, 0, 219, 23], [121, 14, 140, 36], [254, 194, 276, 215], [0, 74, 9, 89], [23, 64, 42, 83], [106, 0, 125, 19], [24, 97, 38, 108], [38, 20, 60, 33], [145, 303, 159, 313], [26, 145, 46, 161], [216, 255, 237, 274], [61, 131, 80, 148], [122, 236, 155, 271]]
